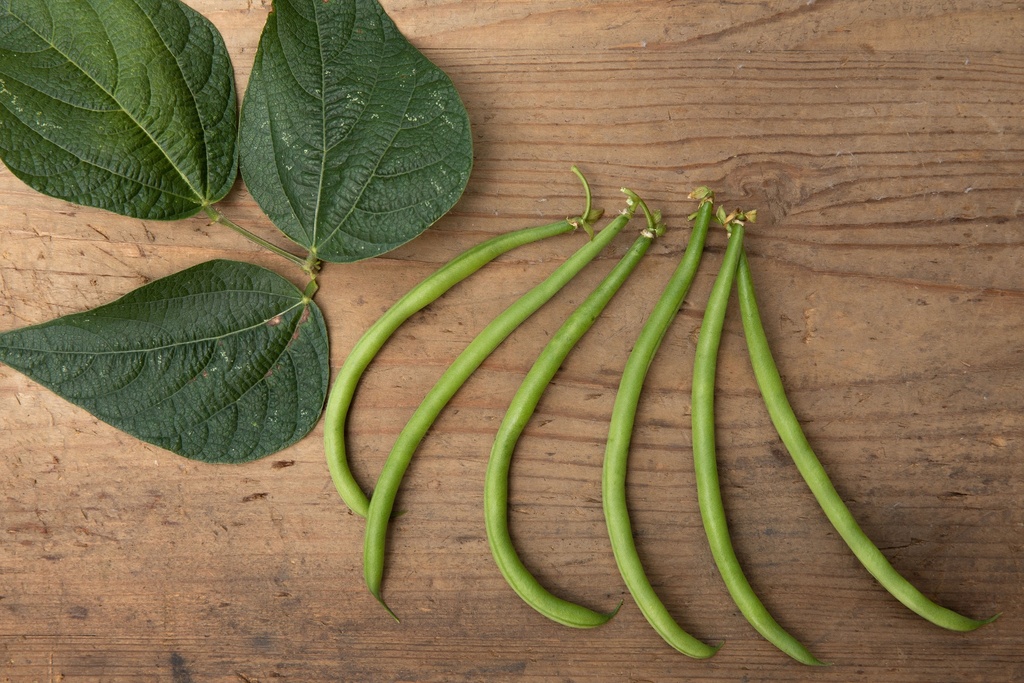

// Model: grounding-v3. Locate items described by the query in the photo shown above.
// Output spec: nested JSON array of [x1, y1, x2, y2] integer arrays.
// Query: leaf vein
[[6, 0, 207, 204], [0, 301, 306, 357], [317, 74, 416, 250], [129, 0, 213, 198]]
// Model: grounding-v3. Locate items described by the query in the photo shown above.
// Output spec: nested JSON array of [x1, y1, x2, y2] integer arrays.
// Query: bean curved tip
[[691, 640, 724, 660], [961, 612, 1001, 631], [583, 599, 623, 627], [795, 651, 830, 667], [782, 640, 829, 667], [371, 589, 400, 623]]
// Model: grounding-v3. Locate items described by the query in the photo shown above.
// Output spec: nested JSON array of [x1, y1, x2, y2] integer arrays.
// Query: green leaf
[[0, 260, 330, 463], [0, 0, 238, 220], [239, 0, 473, 263]]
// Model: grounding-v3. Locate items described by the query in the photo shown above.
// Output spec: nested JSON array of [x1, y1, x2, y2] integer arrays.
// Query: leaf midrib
[[311, 2, 414, 252], [317, 76, 417, 250], [310, 0, 330, 251], [0, 300, 306, 357]]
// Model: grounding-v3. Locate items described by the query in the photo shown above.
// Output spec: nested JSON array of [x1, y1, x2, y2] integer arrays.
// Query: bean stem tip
[[570, 165, 599, 238]]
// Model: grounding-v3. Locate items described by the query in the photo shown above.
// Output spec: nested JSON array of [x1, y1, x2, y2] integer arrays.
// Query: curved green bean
[[485, 199, 661, 629], [366, 202, 639, 618], [324, 169, 602, 517], [735, 250, 998, 632], [691, 219, 825, 666], [602, 190, 720, 658]]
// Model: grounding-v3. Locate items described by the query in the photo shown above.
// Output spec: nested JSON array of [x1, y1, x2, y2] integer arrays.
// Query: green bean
[[484, 191, 661, 629], [601, 189, 720, 658], [365, 201, 639, 619], [324, 168, 602, 517], [691, 216, 825, 666], [735, 249, 998, 632]]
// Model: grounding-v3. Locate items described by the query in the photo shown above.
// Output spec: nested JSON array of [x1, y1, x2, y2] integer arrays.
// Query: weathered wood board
[[1, 1, 1021, 681]]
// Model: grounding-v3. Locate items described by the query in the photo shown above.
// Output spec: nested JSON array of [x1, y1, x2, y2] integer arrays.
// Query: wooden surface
[[2, 1, 1022, 681]]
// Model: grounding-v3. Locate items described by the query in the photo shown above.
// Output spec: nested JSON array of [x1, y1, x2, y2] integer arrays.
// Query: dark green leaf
[[0, 0, 238, 220], [239, 0, 473, 263], [0, 260, 330, 463]]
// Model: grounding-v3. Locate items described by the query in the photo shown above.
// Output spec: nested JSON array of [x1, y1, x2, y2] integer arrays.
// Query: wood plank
[[1, 1, 1021, 681]]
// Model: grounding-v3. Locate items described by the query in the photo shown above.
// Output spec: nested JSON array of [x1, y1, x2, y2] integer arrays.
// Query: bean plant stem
[[203, 205, 309, 270], [365, 203, 638, 619], [601, 191, 719, 658], [690, 221, 824, 666], [485, 210, 661, 629], [735, 250, 998, 632]]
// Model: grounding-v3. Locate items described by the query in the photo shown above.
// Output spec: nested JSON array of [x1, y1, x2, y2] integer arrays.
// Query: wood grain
[[1, 1, 1021, 681]]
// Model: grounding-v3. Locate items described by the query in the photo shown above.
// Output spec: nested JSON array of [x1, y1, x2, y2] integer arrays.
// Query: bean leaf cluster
[[0, 0, 472, 461]]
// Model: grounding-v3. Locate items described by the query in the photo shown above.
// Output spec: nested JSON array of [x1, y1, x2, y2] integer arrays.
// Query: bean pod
[[485, 192, 662, 628], [735, 250, 997, 633], [691, 216, 824, 666], [602, 190, 720, 658]]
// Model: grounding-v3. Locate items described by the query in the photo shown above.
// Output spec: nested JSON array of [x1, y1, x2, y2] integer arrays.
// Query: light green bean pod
[[691, 223, 825, 666], [485, 225, 659, 628], [736, 250, 997, 633], [602, 194, 720, 658]]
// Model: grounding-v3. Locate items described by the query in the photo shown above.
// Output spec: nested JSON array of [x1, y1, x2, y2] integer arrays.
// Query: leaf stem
[[203, 205, 310, 269]]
